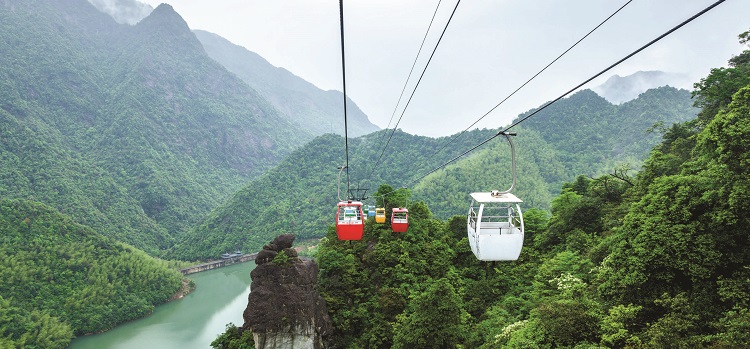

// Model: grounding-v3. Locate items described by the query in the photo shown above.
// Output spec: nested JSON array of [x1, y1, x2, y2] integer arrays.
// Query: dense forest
[[0, 199, 185, 349], [175, 86, 696, 261]]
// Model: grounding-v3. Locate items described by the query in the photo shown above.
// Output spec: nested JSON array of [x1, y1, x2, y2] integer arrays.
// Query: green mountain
[[414, 87, 698, 218], [171, 86, 697, 260], [0, 198, 184, 348], [194, 29, 380, 138], [0, 0, 320, 253], [515, 87, 698, 175]]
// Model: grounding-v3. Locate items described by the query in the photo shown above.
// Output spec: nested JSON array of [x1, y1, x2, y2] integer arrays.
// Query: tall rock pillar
[[242, 234, 331, 349]]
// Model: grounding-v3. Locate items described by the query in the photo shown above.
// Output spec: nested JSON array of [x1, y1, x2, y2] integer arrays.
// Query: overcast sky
[[138, 0, 749, 137]]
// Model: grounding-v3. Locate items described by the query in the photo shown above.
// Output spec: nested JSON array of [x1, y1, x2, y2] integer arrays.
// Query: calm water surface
[[69, 261, 255, 349]]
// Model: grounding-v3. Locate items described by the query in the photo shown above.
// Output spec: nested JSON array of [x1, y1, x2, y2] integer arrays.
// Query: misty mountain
[[85, 0, 379, 137], [592, 70, 692, 104], [0, 0, 314, 253], [193, 30, 379, 137], [169, 87, 698, 260]]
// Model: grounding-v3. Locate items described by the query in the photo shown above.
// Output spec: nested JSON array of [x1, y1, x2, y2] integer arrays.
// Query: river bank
[[68, 261, 256, 349], [168, 278, 197, 302]]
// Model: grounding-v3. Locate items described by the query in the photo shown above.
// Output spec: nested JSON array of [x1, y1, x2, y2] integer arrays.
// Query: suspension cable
[[428, 0, 633, 162], [339, 0, 351, 197], [503, 0, 725, 133], [366, 0, 462, 181], [406, 0, 726, 187], [378, 0, 444, 142], [361, 0, 444, 195]]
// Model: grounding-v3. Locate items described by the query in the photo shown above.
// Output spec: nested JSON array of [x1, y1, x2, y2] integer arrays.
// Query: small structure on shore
[[221, 250, 243, 259]]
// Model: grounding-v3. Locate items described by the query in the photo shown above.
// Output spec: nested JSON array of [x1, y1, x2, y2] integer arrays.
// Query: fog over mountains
[[591, 70, 693, 104], [87, 0, 153, 25]]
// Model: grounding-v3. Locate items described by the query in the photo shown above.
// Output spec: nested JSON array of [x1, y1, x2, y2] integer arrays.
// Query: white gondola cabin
[[465, 130, 524, 261], [467, 190, 524, 261], [336, 201, 364, 240]]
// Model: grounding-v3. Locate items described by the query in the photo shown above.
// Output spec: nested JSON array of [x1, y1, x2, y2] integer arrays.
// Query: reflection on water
[[69, 262, 255, 349]]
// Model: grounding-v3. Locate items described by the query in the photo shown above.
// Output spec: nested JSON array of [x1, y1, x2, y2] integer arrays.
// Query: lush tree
[[211, 323, 256, 349], [691, 28, 750, 126], [392, 278, 468, 349]]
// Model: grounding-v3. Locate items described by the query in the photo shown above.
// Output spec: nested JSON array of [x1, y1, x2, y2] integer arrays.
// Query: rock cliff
[[242, 234, 331, 349]]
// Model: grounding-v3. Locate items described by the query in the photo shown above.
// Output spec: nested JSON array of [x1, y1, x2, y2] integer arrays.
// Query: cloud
[[87, 0, 153, 25]]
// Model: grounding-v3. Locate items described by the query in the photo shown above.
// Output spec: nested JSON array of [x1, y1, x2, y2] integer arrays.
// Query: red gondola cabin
[[336, 201, 365, 240], [391, 207, 409, 233]]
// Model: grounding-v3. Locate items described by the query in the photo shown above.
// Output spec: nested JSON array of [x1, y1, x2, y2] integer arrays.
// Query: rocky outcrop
[[242, 234, 331, 349]]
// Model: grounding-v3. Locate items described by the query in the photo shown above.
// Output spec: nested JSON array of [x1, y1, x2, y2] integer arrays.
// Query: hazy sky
[[138, 0, 749, 137]]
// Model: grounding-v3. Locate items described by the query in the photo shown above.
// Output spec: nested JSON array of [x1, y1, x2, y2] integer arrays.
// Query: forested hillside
[[414, 86, 698, 218], [194, 30, 379, 138], [0, 199, 184, 349], [175, 86, 696, 261], [516, 87, 697, 175], [0, 0, 323, 253], [167, 128, 503, 260]]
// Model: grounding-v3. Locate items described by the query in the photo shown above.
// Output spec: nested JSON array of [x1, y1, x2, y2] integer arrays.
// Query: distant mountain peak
[[133, 3, 204, 54], [138, 3, 188, 31], [592, 71, 691, 104]]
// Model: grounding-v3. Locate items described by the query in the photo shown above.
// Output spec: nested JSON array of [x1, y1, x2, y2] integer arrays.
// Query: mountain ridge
[[193, 29, 379, 137]]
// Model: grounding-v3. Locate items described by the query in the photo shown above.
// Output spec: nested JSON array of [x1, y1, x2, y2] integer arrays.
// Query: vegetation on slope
[[214, 28, 749, 349], [166, 128, 516, 260], [0, 199, 184, 348]]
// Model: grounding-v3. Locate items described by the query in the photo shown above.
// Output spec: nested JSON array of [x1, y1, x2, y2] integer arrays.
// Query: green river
[[69, 261, 255, 349]]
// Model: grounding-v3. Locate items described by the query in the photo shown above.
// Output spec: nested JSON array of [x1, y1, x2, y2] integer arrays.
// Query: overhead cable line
[[377, 0, 445, 142], [403, 0, 726, 189], [428, 0, 633, 162], [502, 0, 724, 133], [365, 0, 463, 181], [338, 0, 351, 197]]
